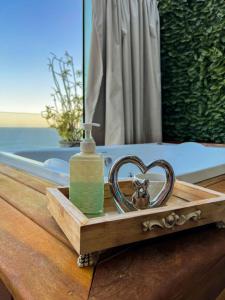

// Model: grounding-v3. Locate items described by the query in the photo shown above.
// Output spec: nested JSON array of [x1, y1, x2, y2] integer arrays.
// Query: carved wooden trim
[[142, 210, 201, 232]]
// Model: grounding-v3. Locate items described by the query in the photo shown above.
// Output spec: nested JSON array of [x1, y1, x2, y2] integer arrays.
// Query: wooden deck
[[1, 163, 225, 299], [0, 163, 93, 300]]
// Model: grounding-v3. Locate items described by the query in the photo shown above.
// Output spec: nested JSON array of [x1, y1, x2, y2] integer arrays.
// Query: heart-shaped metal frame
[[108, 156, 175, 213]]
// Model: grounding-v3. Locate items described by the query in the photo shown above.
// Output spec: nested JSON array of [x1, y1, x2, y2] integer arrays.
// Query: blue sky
[[0, 0, 82, 113]]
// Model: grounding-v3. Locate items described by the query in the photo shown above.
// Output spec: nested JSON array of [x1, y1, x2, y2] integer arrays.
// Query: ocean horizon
[[0, 127, 60, 152]]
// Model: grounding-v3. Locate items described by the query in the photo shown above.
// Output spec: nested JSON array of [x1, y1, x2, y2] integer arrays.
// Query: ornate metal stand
[[77, 252, 100, 268], [216, 221, 225, 229]]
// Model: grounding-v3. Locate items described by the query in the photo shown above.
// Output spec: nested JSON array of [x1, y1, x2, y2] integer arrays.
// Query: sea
[[0, 128, 60, 152]]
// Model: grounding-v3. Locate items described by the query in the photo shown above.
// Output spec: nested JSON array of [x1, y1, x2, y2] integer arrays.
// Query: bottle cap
[[80, 123, 100, 153]]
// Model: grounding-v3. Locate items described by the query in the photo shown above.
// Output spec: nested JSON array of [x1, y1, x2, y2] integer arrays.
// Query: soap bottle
[[69, 123, 104, 215]]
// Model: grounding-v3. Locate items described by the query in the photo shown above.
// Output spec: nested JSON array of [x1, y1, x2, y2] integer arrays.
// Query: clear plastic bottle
[[69, 123, 104, 215]]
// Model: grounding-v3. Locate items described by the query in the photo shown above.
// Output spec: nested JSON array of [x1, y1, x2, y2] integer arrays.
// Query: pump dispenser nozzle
[[80, 123, 100, 153]]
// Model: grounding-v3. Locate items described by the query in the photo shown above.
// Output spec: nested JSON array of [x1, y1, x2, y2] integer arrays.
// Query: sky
[[0, 0, 82, 113]]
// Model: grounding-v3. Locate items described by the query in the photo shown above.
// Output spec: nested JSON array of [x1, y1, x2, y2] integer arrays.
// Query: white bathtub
[[0, 142, 225, 185]]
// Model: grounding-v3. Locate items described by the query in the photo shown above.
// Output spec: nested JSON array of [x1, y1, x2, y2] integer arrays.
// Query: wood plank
[[198, 175, 225, 193], [89, 172, 225, 299], [48, 182, 225, 254], [0, 163, 54, 194], [216, 288, 225, 300], [90, 226, 225, 300], [47, 188, 89, 255], [205, 181, 225, 194], [0, 198, 93, 300], [0, 173, 70, 248], [81, 200, 225, 253], [174, 180, 221, 201], [0, 280, 11, 300], [198, 174, 225, 187], [166, 195, 189, 206]]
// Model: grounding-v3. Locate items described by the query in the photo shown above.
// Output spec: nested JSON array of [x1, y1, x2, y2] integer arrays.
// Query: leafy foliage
[[42, 52, 83, 145], [159, 0, 225, 142]]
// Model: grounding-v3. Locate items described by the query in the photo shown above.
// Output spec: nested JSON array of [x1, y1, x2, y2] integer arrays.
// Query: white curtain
[[86, 0, 162, 145]]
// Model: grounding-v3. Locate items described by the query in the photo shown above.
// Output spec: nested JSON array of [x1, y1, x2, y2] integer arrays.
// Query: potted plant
[[42, 52, 83, 147]]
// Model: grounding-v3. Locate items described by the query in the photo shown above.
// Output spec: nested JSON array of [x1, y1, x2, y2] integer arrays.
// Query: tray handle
[[142, 210, 201, 232]]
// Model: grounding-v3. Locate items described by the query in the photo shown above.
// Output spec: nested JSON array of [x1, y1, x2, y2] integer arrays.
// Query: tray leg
[[216, 221, 225, 229], [77, 252, 100, 268]]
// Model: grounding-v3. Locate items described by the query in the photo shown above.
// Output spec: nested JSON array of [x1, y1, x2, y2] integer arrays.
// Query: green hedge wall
[[159, 0, 225, 143]]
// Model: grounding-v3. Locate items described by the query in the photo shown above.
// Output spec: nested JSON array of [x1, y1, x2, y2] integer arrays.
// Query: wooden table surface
[[1, 163, 225, 300], [0, 163, 93, 300]]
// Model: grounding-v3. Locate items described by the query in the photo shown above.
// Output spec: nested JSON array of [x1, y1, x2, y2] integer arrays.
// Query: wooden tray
[[47, 180, 225, 255]]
